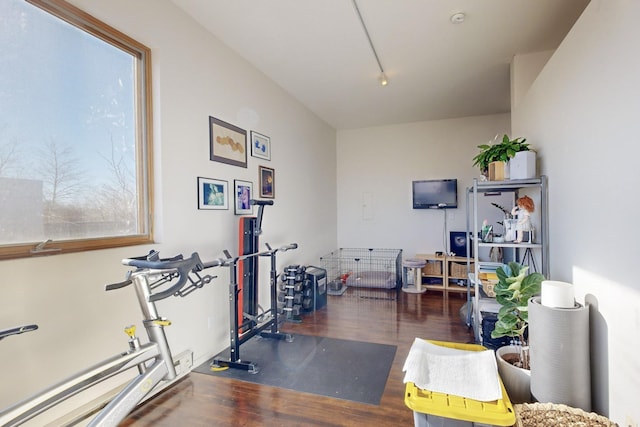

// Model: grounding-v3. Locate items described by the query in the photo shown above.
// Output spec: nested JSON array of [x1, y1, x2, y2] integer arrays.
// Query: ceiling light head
[[450, 12, 465, 24], [379, 72, 389, 87]]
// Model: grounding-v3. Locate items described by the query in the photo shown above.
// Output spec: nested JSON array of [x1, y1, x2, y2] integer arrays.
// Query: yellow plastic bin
[[404, 340, 516, 427]]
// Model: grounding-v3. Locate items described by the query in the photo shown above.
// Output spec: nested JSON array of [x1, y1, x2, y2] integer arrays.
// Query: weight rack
[[277, 265, 306, 322], [212, 245, 293, 373]]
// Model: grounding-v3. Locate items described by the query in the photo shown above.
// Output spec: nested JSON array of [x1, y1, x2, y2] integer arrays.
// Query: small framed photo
[[234, 179, 253, 215], [198, 177, 228, 210], [209, 116, 247, 168], [259, 166, 275, 199], [250, 130, 271, 161]]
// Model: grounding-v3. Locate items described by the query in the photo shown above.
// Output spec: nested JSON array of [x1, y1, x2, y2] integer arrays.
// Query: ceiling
[[169, 0, 589, 130]]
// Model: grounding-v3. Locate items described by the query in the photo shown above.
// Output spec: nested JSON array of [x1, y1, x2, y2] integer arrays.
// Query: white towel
[[402, 338, 502, 402]]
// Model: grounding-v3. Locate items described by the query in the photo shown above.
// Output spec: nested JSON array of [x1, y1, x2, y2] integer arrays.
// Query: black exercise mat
[[193, 334, 397, 405]]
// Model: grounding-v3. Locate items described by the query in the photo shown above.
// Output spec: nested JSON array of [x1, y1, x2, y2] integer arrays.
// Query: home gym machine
[[236, 199, 272, 332], [212, 198, 297, 373]]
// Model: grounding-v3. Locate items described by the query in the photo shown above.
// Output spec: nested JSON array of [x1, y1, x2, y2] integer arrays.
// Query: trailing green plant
[[472, 134, 530, 172], [491, 262, 543, 369]]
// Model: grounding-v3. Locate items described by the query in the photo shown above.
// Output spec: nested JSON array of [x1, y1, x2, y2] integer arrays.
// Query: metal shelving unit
[[465, 176, 549, 343]]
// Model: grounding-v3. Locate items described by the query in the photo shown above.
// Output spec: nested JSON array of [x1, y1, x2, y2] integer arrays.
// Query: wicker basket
[[514, 403, 618, 427], [449, 262, 468, 278], [423, 260, 442, 275]]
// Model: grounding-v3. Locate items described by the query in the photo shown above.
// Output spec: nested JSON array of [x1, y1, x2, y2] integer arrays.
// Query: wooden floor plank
[[122, 290, 474, 426]]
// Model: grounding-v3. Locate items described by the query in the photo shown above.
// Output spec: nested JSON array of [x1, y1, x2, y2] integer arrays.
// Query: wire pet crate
[[320, 248, 403, 300]]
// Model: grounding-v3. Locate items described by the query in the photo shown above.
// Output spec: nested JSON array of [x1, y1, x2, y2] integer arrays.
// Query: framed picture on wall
[[259, 166, 275, 199], [250, 130, 271, 161], [449, 231, 472, 257], [209, 116, 247, 168], [234, 179, 253, 215], [197, 177, 228, 210]]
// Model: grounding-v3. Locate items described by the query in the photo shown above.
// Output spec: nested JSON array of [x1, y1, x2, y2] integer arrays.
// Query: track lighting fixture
[[352, 0, 388, 87]]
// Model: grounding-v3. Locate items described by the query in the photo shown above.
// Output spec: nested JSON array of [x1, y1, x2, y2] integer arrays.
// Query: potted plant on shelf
[[472, 134, 531, 180], [491, 262, 544, 403]]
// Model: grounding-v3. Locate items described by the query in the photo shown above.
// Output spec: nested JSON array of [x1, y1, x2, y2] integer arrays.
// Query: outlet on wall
[[626, 415, 638, 427], [173, 350, 194, 375]]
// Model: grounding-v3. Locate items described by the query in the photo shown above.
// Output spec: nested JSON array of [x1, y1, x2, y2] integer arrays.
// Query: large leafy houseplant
[[491, 262, 543, 369], [472, 134, 531, 173]]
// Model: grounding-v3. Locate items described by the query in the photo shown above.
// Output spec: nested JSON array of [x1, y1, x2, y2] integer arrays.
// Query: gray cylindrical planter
[[529, 297, 591, 411], [496, 345, 532, 404]]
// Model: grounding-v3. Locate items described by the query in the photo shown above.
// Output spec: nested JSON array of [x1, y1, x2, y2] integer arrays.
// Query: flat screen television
[[412, 179, 458, 209]]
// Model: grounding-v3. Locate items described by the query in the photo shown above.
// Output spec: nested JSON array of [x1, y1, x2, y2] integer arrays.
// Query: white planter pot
[[510, 151, 536, 180], [496, 345, 532, 404]]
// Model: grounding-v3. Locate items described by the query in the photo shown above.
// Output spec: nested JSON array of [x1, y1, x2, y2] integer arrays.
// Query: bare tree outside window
[[0, 0, 153, 258], [37, 139, 86, 220], [0, 136, 22, 178]]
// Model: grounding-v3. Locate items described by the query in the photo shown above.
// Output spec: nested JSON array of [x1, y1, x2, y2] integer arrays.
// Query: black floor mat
[[193, 334, 397, 405]]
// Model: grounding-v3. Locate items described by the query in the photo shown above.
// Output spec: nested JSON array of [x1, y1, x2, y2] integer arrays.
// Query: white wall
[[510, 50, 553, 110], [0, 0, 337, 413], [512, 1, 640, 424], [336, 114, 510, 257]]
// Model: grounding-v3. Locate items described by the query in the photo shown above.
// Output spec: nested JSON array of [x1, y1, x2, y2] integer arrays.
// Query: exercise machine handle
[[249, 199, 273, 235], [201, 258, 226, 269], [0, 324, 38, 341], [105, 278, 133, 291], [112, 252, 223, 302], [278, 243, 298, 252], [249, 199, 274, 206], [263, 242, 298, 253]]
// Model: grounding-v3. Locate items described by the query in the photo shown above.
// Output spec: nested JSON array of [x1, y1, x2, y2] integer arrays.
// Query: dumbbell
[[291, 304, 302, 316], [278, 292, 294, 303], [280, 272, 296, 282], [302, 297, 313, 310]]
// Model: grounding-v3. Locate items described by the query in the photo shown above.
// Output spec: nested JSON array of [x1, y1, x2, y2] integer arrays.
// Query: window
[[0, 0, 153, 259]]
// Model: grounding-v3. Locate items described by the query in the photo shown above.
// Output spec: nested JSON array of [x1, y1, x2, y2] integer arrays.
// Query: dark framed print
[[449, 231, 472, 257], [234, 179, 253, 215], [209, 116, 247, 168], [259, 166, 275, 199], [250, 130, 271, 161], [198, 177, 228, 210]]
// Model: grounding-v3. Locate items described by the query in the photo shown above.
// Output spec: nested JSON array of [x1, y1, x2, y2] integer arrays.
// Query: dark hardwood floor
[[122, 289, 474, 426]]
